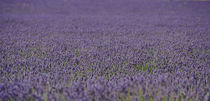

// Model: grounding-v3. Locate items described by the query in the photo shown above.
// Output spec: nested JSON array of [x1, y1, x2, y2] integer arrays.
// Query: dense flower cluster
[[0, 0, 209, 101]]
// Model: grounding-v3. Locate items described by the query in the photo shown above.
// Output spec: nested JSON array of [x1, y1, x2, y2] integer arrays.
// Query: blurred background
[[1, 0, 210, 16]]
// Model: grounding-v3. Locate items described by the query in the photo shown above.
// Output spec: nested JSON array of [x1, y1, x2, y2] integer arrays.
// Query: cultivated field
[[0, 0, 210, 101]]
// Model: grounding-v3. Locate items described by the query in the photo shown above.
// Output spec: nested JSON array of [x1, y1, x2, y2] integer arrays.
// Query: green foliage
[[125, 92, 132, 101], [74, 72, 78, 79], [148, 92, 154, 101], [169, 92, 176, 101], [43, 93, 48, 101], [161, 95, 168, 101], [135, 62, 148, 72], [117, 96, 122, 101], [138, 88, 144, 101], [76, 49, 80, 57], [9, 95, 15, 101], [61, 93, 67, 101]]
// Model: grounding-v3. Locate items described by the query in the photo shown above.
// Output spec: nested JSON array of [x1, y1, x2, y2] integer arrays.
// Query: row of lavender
[[1, 0, 210, 101]]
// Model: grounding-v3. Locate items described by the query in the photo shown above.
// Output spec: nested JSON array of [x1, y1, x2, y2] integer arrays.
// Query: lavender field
[[0, 0, 210, 101]]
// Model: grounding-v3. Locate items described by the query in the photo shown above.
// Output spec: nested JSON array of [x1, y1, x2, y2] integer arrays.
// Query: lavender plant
[[0, 0, 209, 101]]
